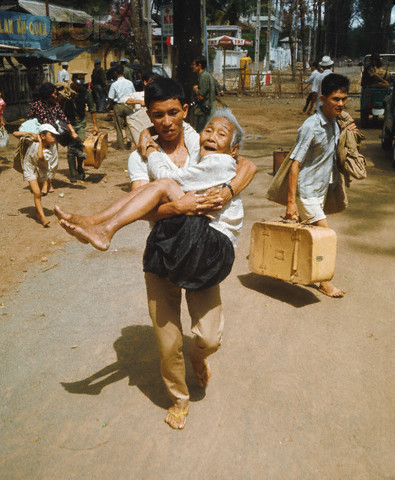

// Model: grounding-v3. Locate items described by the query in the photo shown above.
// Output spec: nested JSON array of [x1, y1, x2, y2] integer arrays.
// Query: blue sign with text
[[0, 11, 51, 49]]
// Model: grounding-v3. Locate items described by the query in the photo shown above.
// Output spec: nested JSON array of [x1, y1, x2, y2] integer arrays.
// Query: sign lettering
[[161, 5, 173, 37], [0, 11, 51, 49]]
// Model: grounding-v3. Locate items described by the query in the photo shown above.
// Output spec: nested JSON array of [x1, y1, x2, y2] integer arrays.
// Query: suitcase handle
[[290, 228, 301, 281], [279, 216, 314, 226]]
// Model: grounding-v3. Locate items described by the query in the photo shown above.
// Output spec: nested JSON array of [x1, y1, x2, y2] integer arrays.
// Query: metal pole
[[223, 47, 226, 88], [254, 0, 260, 65], [266, 0, 271, 70], [161, 31, 164, 69]]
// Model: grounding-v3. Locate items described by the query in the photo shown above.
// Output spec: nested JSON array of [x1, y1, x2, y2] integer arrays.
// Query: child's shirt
[[23, 141, 58, 182]]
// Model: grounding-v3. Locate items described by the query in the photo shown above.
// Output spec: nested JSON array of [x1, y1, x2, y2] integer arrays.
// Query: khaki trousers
[[145, 272, 224, 408], [113, 103, 134, 149], [126, 108, 153, 146]]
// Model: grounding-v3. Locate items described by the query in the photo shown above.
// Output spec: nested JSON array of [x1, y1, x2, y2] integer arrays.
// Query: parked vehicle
[[360, 54, 395, 128], [380, 88, 395, 167], [152, 64, 170, 78]]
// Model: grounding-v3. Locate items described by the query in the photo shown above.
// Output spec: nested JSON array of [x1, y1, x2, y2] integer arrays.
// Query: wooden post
[[299, 71, 303, 97]]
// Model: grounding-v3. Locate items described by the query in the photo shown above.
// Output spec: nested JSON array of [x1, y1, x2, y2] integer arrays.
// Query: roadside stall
[[208, 35, 253, 88]]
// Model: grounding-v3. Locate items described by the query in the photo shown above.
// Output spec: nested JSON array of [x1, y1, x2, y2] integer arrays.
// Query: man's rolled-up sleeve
[[128, 150, 150, 183], [290, 125, 314, 165]]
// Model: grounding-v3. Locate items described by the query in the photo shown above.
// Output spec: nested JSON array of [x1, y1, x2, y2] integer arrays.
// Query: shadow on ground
[[60, 325, 206, 410], [0, 155, 11, 173], [115, 182, 131, 193], [238, 273, 320, 307], [55, 168, 106, 185], [19, 205, 54, 223]]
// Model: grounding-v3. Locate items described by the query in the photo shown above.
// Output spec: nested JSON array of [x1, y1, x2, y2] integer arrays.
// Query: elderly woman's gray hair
[[209, 107, 245, 147]]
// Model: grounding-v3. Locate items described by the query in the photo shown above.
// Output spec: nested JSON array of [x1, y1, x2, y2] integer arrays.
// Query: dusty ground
[[1, 91, 394, 479]]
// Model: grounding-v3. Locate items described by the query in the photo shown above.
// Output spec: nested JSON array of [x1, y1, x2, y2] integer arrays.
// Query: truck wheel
[[360, 111, 369, 128], [381, 127, 392, 150]]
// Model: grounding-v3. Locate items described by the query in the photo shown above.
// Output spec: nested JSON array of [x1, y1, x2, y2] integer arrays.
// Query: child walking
[[14, 124, 59, 227]]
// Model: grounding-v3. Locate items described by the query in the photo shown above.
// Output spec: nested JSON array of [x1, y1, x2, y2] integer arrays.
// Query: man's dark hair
[[142, 71, 160, 83], [39, 82, 56, 101], [144, 77, 186, 110], [194, 55, 207, 69], [115, 64, 124, 76], [321, 73, 350, 96], [310, 61, 319, 69]]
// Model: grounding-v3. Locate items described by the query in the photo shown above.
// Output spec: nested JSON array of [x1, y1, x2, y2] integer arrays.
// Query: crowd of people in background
[[7, 54, 222, 228]]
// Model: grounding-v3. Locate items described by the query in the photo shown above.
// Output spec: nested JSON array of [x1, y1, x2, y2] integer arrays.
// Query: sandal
[[165, 405, 189, 429]]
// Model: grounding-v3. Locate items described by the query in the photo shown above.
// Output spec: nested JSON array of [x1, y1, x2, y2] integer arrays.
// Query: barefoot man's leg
[[145, 273, 190, 429], [187, 284, 224, 388]]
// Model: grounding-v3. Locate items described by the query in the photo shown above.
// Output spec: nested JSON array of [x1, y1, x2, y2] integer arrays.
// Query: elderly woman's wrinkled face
[[199, 117, 239, 158]]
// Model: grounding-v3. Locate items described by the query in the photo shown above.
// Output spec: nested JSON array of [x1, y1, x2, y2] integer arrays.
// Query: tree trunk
[[358, 0, 393, 53], [312, 0, 318, 61], [380, 0, 393, 53], [299, 0, 307, 72], [173, 0, 203, 103], [316, 0, 323, 60], [290, 0, 297, 79], [130, 0, 152, 72]]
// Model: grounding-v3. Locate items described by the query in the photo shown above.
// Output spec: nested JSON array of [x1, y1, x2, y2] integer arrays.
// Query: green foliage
[[206, 0, 256, 25], [51, 0, 112, 16], [242, 30, 266, 60], [356, 0, 394, 53]]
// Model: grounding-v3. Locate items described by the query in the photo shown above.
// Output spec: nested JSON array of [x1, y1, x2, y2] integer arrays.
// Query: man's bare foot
[[165, 405, 189, 430], [59, 219, 111, 251], [190, 356, 211, 388], [318, 281, 346, 298], [48, 186, 55, 193], [54, 205, 93, 225]]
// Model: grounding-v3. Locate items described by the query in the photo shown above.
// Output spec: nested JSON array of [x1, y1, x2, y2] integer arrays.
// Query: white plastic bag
[[0, 126, 9, 147]]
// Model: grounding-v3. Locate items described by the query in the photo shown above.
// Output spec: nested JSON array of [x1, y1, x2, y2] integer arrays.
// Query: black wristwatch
[[221, 183, 234, 197]]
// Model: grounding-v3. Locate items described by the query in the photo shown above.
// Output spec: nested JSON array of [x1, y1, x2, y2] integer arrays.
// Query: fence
[[218, 68, 361, 97]]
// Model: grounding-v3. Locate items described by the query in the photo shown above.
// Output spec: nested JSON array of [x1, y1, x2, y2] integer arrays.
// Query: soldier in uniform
[[61, 72, 99, 182], [120, 58, 135, 84], [91, 58, 107, 113]]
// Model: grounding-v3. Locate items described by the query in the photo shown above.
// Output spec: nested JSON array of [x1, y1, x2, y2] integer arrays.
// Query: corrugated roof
[[17, 0, 92, 24]]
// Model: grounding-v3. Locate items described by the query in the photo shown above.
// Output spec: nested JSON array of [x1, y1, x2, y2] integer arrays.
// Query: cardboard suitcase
[[249, 221, 337, 285], [83, 133, 108, 169], [272, 148, 290, 175]]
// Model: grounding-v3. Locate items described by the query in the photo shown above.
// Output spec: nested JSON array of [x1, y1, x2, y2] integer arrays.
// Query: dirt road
[[1, 95, 394, 480]]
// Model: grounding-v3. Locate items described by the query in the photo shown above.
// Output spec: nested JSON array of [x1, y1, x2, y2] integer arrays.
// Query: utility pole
[[255, 0, 260, 65], [201, 0, 208, 67], [265, 0, 271, 69], [142, 0, 152, 58]]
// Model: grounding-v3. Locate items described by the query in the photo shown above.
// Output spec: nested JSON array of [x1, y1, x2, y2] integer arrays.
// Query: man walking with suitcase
[[286, 73, 355, 297]]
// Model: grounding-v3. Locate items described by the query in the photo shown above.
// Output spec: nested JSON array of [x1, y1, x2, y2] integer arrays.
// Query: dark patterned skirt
[[143, 215, 235, 291]]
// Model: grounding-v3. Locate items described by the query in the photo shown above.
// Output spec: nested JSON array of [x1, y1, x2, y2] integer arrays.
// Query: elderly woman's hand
[[195, 187, 226, 213], [138, 128, 159, 159]]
